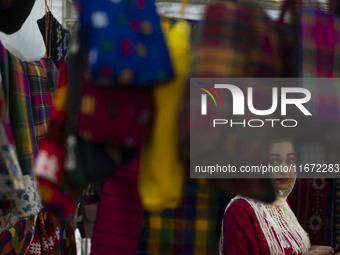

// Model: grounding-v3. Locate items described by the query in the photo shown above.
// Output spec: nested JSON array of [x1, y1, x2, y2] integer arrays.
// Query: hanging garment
[[91, 155, 144, 255], [33, 62, 77, 220], [289, 177, 330, 245], [26, 58, 53, 145], [298, 7, 340, 78], [219, 197, 311, 255], [0, 208, 18, 233], [138, 20, 190, 212], [37, 12, 71, 67], [0, 121, 24, 201], [179, 0, 283, 202], [136, 179, 221, 255], [0, 0, 36, 35], [78, 0, 174, 86], [0, 41, 44, 217], [76, 82, 155, 148], [27, 209, 76, 255], [0, 215, 36, 254], [5, 49, 37, 175]]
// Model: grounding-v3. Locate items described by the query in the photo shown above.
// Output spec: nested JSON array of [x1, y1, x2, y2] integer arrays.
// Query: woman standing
[[219, 138, 338, 255]]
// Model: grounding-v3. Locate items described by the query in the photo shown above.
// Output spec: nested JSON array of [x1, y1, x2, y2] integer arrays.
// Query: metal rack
[[155, 0, 328, 10], [62, 0, 77, 30], [61, 0, 329, 29]]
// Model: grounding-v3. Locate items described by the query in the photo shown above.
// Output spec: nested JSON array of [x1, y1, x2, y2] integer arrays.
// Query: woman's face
[[269, 141, 297, 192]]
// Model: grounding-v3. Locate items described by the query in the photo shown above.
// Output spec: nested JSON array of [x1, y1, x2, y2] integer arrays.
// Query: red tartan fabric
[[91, 155, 144, 255]]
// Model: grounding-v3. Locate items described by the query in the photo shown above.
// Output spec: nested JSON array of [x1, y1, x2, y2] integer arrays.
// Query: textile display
[[26, 58, 53, 145], [292, 5, 340, 246], [0, 122, 24, 201], [78, 0, 174, 86], [0, 216, 36, 254], [6, 50, 37, 175], [27, 210, 76, 255], [296, 7, 340, 125], [0, 0, 36, 35], [139, 20, 190, 212], [91, 155, 144, 255], [37, 12, 71, 67], [333, 179, 340, 247], [289, 178, 330, 247], [12, 175, 42, 217], [190, 0, 282, 78], [288, 142, 329, 245], [34, 62, 77, 220], [0, 41, 17, 147], [180, 0, 281, 202], [298, 7, 340, 78], [0, 209, 19, 233], [77, 82, 155, 148], [137, 179, 221, 255]]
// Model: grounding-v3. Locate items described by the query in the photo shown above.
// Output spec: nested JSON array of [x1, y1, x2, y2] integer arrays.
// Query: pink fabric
[[221, 199, 303, 255], [90, 155, 144, 255]]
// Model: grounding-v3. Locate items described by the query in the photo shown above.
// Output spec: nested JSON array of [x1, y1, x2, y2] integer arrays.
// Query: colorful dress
[[219, 196, 311, 255]]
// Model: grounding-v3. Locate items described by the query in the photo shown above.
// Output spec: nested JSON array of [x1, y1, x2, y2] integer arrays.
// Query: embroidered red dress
[[220, 197, 311, 255]]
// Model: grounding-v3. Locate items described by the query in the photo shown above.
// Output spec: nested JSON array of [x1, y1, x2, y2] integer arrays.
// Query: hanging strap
[[43, 0, 53, 59], [179, 0, 188, 19]]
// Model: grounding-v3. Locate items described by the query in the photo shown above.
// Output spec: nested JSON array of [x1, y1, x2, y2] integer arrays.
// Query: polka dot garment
[[79, 0, 174, 86]]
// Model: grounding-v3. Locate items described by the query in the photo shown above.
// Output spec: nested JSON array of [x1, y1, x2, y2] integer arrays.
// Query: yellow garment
[[139, 20, 190, 212]]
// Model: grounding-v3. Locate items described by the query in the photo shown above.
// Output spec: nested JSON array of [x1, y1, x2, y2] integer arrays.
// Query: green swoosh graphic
[[200, 88, 217, 106]]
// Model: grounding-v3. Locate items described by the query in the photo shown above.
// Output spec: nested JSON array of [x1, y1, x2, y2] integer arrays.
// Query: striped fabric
[[190, 0, 282, 78], [180, 0, 280, 202], [5, 50, 37, 175], [0, 216, 35, 254], [136, 179, 221, 255], [25, 59, 53, 145]]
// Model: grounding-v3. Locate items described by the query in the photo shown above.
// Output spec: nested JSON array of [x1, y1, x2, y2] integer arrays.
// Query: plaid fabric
[[0, 216, 35, 254], [91, 155, 144, 255], [136, 179, 221, 255], [297, 9, 340, 120], [180, 1, 280, 202], [333, 179, 340, 247], [5, 50, 37, 175], [190, 0, 282, 78], [298, 8, 340, 78], [25, 58, 53, 145]]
